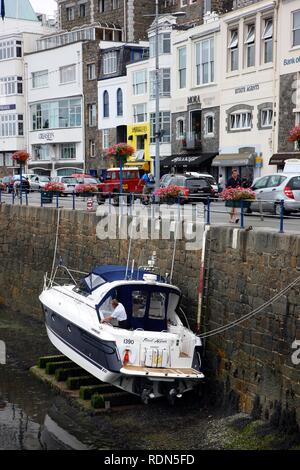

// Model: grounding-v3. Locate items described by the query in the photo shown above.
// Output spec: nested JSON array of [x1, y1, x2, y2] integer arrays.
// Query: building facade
[[0, 0, 54, 177], [165, 12, 221, 177], [215, 0, 276, 182], [273, 0, 300, 170]]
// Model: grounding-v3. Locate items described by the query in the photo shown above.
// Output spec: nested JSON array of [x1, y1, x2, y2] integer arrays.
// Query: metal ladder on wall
[[201, 230, 213, 340]]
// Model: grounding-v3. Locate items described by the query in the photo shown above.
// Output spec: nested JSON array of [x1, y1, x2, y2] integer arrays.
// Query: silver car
[[52, 176, 78, 195], [251, 173, 300, 215], [30, 175, 51, 191]]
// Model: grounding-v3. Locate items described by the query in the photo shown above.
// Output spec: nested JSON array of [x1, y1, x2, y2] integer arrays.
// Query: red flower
[[12, 151, 30, 163], [220, 187, 256, 201], [44, 182, 65, 192], [288, 126, 300, 142]]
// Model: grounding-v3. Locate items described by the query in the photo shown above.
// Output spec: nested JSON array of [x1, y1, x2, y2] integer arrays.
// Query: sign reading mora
[[38, 132, 55, 141]]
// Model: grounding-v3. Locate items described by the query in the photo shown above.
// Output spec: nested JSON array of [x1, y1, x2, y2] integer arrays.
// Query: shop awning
[[269, 153, 300, 165], [212, 153, 256, 167], [161, 153, 217, 168]]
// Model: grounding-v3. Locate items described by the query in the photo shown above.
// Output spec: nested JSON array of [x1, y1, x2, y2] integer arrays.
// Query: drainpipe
[[272, 0, 279, 159], [124, 0, 127, 42], [196, 225, 210, 333]]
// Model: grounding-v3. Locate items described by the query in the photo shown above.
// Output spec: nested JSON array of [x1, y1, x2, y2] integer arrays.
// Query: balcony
[[182, 132, 202, 150]]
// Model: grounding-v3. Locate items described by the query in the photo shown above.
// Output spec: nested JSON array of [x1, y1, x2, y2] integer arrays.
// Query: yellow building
[[126, 123, 152, 172]]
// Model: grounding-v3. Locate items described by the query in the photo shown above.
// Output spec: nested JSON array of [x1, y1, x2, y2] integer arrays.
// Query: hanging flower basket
[[12, 151, 30, 165], [75, 184, 98, 198], [220, 187, 256, 209], [288, 126, 300, 150], [106, 143, 135, 166]]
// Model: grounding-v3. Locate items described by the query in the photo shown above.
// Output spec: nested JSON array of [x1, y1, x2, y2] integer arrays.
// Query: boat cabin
[[79, 266, 181, 332]]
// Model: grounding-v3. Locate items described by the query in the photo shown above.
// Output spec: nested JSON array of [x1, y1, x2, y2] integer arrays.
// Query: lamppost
[[145, 4, 186, 191]]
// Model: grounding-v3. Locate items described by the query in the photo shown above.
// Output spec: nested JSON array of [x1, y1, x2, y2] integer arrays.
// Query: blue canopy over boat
[[92, 265, 164, 283]]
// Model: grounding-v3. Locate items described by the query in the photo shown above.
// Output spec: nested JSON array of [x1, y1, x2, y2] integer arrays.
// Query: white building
[[26, 41, 85, 176], [0, 0, 54, 176], [215, 0, 276, 182], [167, 12, 221, 177]]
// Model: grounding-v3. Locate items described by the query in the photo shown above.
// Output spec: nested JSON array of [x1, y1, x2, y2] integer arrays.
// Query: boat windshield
[[80, 273, 106, 293]]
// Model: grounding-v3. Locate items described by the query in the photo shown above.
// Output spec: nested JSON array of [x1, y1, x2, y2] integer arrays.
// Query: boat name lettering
[[143, 338, 168, 344]]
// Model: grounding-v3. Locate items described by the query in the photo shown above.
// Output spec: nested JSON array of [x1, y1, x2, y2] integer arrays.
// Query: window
[[178, 47, 186, 89], [262, 18, 273, 63], [245, 24, 255, 68], [229, 29, 238, 71], [149, 33, 171, 57], [292, 11, 300, 47], [267, 175, 285, 188], [149, 292, 166, 320], [66, 7, 75, 20], [59, 64, 76, 84], [205, 114, 214, 135], [150, 111, 171, 143], [176, 118, 185, 139], [112, 0, 120, 8], [133, 103, 147, 123], [0, 114, 23, 137], [196, 38, 214, 85], [31, 98, 81, 130], [60, 143, 76, 160], [132, 291, 147, 318], [230, 111, 252, 130], [261, 108, 273, 127], [32, 70, 48, 88], [32, 145, 50, 161], [0, 39, 22, 61], [103, 91, 109, 117], [90, 140, 95, 158], [103, 51, 117, 75], [88, 103, 97, 127], [133, 70, 147, 95], [150, 68, 171, 98], [204, 0, 212, 14], [87, 63, 96, 80], [252, 175, 269, 190], [79, 3, 86, 17], [102, 129, 109, 149], [117, 88, 123, 116], [0, 76, 23, 96]]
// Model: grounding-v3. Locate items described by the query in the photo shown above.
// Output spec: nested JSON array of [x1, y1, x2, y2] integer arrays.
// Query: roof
[[92, 265, 165, 283], [5, 0, 38, 22]]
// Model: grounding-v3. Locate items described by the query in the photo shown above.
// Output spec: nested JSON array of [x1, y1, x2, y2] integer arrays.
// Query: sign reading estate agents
[[38, 132, 55, 141], [235, 84, 260, 94], [0, 104, 16, 111]]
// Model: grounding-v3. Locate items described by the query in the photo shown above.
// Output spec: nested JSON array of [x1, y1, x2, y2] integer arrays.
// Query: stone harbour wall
[[0, 205, 298, 427]]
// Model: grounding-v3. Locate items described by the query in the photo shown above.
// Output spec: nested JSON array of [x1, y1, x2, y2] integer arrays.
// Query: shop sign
[[172, 156, 199, 163], [38, 132, 55, 141], [0, 104, 16, 111], [131, 125, 148, 135], [187, 95, 201, 105], [255, 155, 263, 168], [283, 55, 300, 66], [235, 84, 259, 94]]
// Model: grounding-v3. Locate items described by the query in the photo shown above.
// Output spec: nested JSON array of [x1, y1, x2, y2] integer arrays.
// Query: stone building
[[271, 0, 300, 171]]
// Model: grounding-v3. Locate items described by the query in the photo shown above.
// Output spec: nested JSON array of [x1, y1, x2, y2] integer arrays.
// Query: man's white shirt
[[111, 303, 127, 321]]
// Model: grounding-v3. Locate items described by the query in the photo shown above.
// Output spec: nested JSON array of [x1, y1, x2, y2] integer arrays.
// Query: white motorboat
[[39, 255, 204, 403]]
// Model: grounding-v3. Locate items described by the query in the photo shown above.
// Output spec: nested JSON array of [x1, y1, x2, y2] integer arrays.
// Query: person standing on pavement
[[226, 168, 242, 224]]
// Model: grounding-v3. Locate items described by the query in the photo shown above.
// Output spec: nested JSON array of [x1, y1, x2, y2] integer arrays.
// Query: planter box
[[225, 200, 252, 209]]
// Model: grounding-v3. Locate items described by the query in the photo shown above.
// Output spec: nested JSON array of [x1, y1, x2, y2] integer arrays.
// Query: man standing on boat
[[101, 299, 128, 329]]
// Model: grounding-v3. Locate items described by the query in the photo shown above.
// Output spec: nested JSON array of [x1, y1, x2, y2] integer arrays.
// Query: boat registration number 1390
[[124, 339, 134, 345]]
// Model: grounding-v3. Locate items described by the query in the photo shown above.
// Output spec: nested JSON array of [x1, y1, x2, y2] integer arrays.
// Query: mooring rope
[[198, 274, 300, 339]]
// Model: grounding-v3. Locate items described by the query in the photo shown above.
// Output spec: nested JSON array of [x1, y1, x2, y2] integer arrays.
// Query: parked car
[[2, 175, 14, 193], [30, 175, 51, 191], [52, 176, 78, 195], [184, 172, 219, 193], [74, 177, 99, 195], [164, 174, 215, 204], [251, 173, 300, 215], [160, 174, 174, 188], [97, 167, 145, 203]]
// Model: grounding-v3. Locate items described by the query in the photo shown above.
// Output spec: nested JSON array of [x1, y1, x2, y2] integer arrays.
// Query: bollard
[[109, 193, 112, 215], [72, 192, 75, 210], [56, 192, 59, 209], [12, 190, 15, 205], [279, 199, 284, 233], [25, 190, 28, 206], [0, 190, 1, 204], [40, 191, 43, 208], [206, 197, 211, 225], [240, 199, 245, 229]]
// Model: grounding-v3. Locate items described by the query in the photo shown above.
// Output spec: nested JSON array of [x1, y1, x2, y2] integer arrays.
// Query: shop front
[[127, 124, 151, 174], [212, 152, 256, 184]]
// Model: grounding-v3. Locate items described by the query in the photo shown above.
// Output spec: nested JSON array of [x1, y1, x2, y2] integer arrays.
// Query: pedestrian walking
[[226, 168, 242, 224]]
